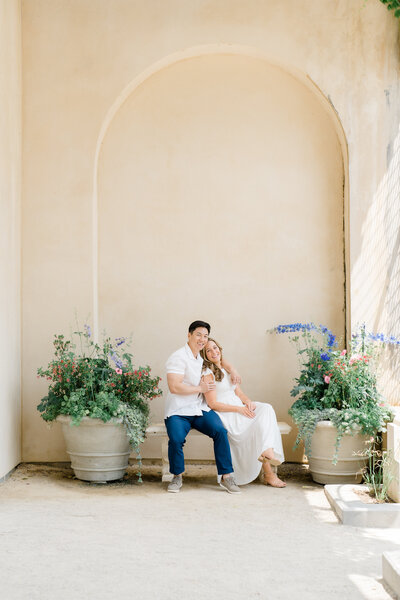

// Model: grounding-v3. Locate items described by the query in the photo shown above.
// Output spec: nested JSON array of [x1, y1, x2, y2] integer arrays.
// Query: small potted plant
[[37, 325, 162, 482], [357, 434, 395, 503], [269, 323, 394, 484]]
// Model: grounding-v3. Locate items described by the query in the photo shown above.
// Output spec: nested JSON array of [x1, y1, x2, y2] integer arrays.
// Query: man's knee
[[211, 422, 228, 438], [166, 417, 190, 446], [168, 433, 187, 448], [167, 426, 188, 447], [203, 413, 228, 437]]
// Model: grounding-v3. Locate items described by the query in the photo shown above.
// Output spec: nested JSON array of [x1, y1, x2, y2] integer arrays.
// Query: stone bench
[[146, 421, 292, 482]]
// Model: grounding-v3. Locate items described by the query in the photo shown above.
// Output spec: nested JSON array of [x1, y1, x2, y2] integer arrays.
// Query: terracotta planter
[[57, 415, 130, 482], [308, 420, 369, 484]]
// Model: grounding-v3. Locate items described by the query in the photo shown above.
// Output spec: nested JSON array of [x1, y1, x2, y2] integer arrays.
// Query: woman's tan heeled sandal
[[260, 471, 287, 488], [258, 454, 280, 467]]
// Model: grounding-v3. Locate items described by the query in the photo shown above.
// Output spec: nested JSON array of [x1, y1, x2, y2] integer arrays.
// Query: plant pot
[[57, 415, 131, 482], [308, 420, 369, 485]]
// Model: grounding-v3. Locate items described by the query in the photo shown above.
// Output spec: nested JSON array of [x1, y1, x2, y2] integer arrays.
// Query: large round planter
[[308, 420, 369, 485], [57, 416, 131, 482]]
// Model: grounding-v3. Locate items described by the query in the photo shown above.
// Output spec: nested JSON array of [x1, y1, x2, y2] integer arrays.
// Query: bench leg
[[161, 438, 173, 482]]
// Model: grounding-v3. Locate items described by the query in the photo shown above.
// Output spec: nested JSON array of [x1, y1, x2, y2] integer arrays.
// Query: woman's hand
[[238, 405, 255, 418], [199, 379, 216, 394]]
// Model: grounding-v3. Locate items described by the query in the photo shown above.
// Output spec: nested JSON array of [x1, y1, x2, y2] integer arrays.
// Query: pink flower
[[340, 349, 347, 356], [115, 368, 122, 375], [349, 354, 362, 365], [324, 375, 331, 384]]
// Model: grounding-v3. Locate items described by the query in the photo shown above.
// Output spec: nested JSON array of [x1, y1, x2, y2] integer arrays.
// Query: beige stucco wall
[[21, 0, 400, 462], [98, 53, 344, 460], [0, 0, 22, 478]]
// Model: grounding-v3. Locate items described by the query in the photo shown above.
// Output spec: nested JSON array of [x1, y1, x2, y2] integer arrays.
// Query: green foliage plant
[[37, 326, 162, 478], [269, 323, 394, 463], [357, 436, 396, 503], [379, 0, 400, 19]]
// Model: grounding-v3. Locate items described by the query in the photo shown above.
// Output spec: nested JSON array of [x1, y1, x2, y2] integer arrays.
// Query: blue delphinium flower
[[115, 337, 126, 347], [274, 323, 338, 346], [327, 333, 337, 348], [352, 326, 400, 347], [109, 352, 123, 370], [275, 322, 318, 334], [370, 331, 395, 344], [320, 353, 330, 361]]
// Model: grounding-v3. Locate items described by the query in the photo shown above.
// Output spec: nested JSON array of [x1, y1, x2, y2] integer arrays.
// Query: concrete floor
[[0, 463, 399, 600]]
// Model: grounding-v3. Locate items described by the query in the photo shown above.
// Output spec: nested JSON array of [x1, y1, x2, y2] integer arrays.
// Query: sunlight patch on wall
[[352, 125, 400, 404]]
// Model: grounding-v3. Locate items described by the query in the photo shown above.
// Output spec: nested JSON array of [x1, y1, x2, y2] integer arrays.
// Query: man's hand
[[199, 380, 216, 394], [230, 370, 242, 385], [238, 405, 255, 419], [168, 372, 214, 396]]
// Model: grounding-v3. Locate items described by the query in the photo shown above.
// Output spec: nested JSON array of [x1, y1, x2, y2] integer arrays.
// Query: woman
[[201, 338, 286, 488]]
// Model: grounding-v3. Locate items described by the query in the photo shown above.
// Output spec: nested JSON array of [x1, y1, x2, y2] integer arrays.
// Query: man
[[165, 320, 241, 494]]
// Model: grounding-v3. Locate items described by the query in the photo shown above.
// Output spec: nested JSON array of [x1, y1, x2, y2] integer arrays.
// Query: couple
[[165, 320, 285, 493]]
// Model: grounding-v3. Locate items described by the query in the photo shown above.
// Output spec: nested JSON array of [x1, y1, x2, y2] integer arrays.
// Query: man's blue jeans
[[165, 411, 233, 476]]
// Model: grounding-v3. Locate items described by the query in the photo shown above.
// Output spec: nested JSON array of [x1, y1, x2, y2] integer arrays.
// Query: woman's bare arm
[[234, 385, 256, 411], [221, 358, 242, 384], [202, 374, 254, 418]]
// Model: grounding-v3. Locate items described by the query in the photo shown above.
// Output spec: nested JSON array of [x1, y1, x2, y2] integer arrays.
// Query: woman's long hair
[[201, 338, 225, 382]]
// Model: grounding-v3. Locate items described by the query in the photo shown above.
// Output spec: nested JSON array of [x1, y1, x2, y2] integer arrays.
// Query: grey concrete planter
[[309, 421, 368, 484], [57, 415, 130, 482], [325, 484, 400, 527]]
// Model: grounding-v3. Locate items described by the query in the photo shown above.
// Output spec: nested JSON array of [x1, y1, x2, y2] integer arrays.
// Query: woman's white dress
[[205, 368, 284, 485]]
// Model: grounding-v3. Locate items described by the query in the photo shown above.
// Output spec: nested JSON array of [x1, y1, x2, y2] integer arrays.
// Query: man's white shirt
[[165, 343, 211, 418]]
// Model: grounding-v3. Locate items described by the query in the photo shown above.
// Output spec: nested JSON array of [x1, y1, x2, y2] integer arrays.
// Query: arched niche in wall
[[95, 50, 346, 459]]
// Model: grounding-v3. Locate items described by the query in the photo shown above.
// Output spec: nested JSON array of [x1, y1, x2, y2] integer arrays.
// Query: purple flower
[[320, 353, 330, 361], [275, 323, 318, 334], [327, 333, 337, 348], [84, 324, 92, 338], [109, 352, 123, 370], [115, 337, 126, 347]]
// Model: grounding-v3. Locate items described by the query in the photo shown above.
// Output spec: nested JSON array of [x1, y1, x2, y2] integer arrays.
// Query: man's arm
[[167, 373, 215, 395], [221, 358, 242, 384]]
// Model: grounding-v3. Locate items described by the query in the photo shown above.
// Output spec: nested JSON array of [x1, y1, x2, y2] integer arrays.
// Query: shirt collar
[[185, 343, 202, 362]]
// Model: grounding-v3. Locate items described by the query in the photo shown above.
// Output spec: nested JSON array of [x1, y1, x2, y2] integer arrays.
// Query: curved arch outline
[[92, 43, 349, 339]]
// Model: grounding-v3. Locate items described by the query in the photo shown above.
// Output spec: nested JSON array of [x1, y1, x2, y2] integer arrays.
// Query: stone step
[[383, 550, 400, 598]]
